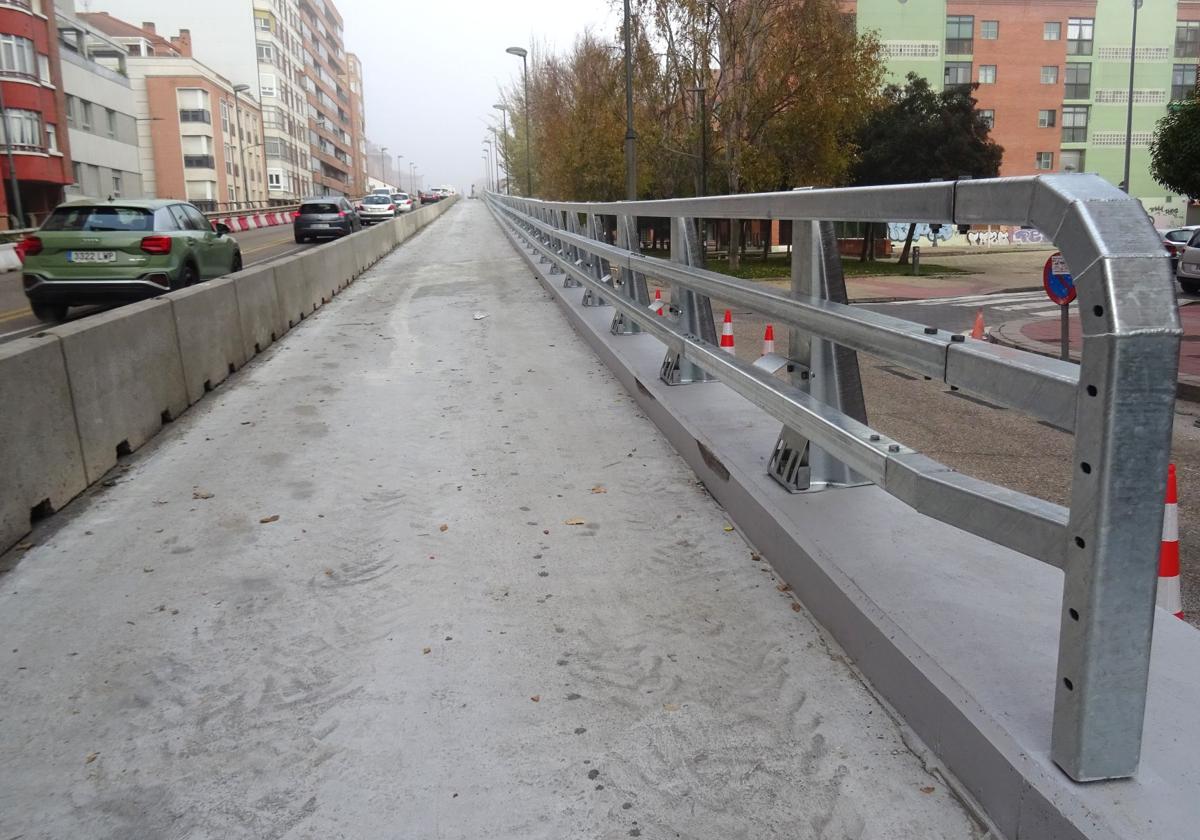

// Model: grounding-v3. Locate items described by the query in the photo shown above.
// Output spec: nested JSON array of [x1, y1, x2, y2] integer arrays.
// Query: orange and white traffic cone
[[970, 308, 986, 340], [720, 310, 735, 354], [762, 324, 776, 355], [649, 287, 665, 315], [1159, 463, 1185, 619]]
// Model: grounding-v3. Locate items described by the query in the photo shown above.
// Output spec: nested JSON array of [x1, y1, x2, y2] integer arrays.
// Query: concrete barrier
[[0, 335, 87, 552], [230, 262, 286, 357], [272, 251, 320, 328], [168, 278, 248, 404], [45, 298, 189, 484]]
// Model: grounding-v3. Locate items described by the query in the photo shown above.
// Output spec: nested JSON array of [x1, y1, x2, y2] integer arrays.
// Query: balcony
[[179, 109, 211, 124], [184, 154, 216, 169]]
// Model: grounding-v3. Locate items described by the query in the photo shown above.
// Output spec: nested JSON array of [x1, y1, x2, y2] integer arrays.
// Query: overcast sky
[[342, 0, 619, 193]]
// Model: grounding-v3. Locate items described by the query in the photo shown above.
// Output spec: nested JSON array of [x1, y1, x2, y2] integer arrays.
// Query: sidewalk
[[843, 249, 1050, 301], [994, 302, 1200, 400], [0, 201, 981, 838]]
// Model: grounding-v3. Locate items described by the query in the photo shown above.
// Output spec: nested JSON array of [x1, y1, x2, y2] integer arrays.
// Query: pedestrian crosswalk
[[875, 291, 1064, 317]]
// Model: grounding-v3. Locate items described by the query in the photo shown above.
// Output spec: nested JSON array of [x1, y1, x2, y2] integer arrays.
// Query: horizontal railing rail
[[485, 174, 1181, 784]]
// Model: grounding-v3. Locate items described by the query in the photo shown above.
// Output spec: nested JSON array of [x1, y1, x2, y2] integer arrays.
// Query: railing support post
[[660, 216, 717, 385], [582, 213, 613, 307], [768, 220, 869, 492], [561, 211, 583, 287], [611, 213, 649, 334]]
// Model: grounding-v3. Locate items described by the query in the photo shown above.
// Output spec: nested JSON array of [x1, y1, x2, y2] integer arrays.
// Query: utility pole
[[1121, 0, 1143, 194], [623, 0, 637, 200]]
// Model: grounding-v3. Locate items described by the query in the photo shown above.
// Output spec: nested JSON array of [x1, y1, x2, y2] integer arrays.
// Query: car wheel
[[31, 302, 68, 323], [177, 261, 199, 289], [295, 232, 307, 244], [231, 251, 243, 273], [1182, 280, 1200, 295]]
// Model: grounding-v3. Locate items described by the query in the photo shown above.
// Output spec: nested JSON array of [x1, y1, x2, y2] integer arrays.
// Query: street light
[[483, 139, 495, 192], [505, 46, 532, 196], [232, 83, 252, 206], [1121, 0, 1143, 195], [481, 154, 490, 193], [486, 128, 502, 194], [493, 103, 510, 194]]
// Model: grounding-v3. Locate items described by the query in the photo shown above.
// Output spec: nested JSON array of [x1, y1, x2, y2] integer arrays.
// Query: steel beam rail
[[485, 173, 1181, 784]]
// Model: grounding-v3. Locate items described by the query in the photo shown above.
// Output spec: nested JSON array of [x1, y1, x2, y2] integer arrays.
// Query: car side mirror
[[213, 222, 231, 236]]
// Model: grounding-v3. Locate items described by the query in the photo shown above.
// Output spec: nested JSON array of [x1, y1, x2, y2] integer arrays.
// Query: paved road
[[0, 201, 983, 838], [0, 223, 321, 346]]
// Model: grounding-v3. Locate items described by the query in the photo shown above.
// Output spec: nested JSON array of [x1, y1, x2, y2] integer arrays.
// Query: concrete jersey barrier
[[0, 195, 457, 555]]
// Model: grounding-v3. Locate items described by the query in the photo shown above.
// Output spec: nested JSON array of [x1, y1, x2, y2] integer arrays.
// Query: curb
[[992, 317, 1200, 404]]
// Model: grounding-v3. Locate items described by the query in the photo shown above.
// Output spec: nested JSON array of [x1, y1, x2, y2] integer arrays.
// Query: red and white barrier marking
[[1159, 463, 1184, 619]]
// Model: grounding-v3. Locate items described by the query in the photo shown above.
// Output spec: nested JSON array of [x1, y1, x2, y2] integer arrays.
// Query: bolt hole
[[1080, 462, 1092, 474], [1093, 305, 1104, 317], [1069, 608, 1079, 621], [1086, 385, 1097, 397], [1074, 536, 1086, 549], [1063, 677, 1074, 691]]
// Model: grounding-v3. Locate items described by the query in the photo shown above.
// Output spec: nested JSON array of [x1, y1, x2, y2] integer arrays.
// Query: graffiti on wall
[[886, 223, 1052, 246]]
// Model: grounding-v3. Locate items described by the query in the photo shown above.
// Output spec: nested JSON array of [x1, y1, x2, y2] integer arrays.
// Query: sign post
[[1043, 252, 1076, 361]]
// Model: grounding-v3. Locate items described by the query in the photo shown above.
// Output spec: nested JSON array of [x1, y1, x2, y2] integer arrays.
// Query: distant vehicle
[[1177, 229, 1200, 295], [418, 190, 439, 204], [391, 193, 414, 213], [293, 197, 361, 243], [357, 194, 396, 225], [370, 187, 393, 197], [19, 198, 242, 323], [1161, 226, 1200, 274]]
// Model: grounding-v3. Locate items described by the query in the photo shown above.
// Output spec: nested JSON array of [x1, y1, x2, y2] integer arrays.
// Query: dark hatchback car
[[293, 196, 361, 243]]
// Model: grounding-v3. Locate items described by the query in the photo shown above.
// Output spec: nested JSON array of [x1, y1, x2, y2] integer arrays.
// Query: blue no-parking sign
[[1043, 252, 1076, 305]]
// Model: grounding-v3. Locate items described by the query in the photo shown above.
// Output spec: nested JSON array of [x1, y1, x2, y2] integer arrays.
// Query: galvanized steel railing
[[485, 175, 1180, 782]]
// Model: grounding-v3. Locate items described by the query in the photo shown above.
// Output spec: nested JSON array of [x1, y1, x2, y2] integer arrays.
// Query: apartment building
[[251, 0, 313, 201], [299, 0, 355, 195], [0, 0, 72, 228], [347, 51, 367, 197], [56, 10, 142, 201], [845, 0, 1200, 226], [81, 13, 267, 210]]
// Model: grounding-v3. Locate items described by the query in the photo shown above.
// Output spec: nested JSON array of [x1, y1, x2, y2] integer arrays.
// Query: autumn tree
[[1150, 84, 1200, 201]]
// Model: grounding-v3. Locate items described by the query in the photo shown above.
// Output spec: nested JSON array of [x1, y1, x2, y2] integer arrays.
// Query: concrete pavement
[[0, 201, 984, 838]]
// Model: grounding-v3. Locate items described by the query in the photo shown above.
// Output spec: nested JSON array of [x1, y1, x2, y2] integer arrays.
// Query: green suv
[[19, 199, 243, 323]]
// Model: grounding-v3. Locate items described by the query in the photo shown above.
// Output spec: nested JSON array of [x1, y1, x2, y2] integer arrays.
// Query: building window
[[45, 123, 57, 152], [112, 172, 122, 197], [2, 109, 43, 149], [979, 109, 994, 129], [79, 100, 92, 130], [1038, 109, 1057, 128], [1060, 150, 1085, 173], [106, 108, 116, 138], [228, 185, 236, 202], [72, 161, 81, 185], [220, 100, 230, 132], [261, 74, 277, 97], [1041, 66, 1059, 84], [1173, 63, 1198, 101], [256, 43, 274, 63], [267, 169, 283, 189], [178, 88, 211, 124], [264, 136, 283, 158], [255, 15, 272, 32], [1065, 63, 1092, 99], [1067, 18, 1094, 56], [1036, 152, 1054, 170], [64, 94, 75, 127], [1044, 22, 1061, 41], [981, 21, 998, 40], [0, 34, 36, 78], [37, 53, 49, 83], [1062, 105, 1089, 143], [946, 15, 974, 55], [224, 142, 233, 174], [1177, 21, 1200, 58], [979, 65, 996, 84], [944, 61, 972, 87]]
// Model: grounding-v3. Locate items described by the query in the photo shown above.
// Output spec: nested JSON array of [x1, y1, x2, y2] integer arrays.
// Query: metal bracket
[[611, 213, 650, 335], [660, 217, 717, 385], [581, 214, 611, 306]]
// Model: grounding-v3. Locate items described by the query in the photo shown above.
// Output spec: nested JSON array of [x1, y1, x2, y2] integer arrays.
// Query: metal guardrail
[[485, 174, 1181, 783]]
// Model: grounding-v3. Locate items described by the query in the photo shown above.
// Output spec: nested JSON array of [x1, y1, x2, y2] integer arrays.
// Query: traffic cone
[[720, 310, 735, 354], [1159, 463, 1185, 619], [762, 325, 776, 355], [651, 287, 665, 315], [970, 308, 986, 340]]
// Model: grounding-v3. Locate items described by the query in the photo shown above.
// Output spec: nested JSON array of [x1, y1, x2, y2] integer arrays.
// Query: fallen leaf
[[750, 552, 762, 562], [565, 518, 586, 526], [439, 524, 449, 532], [920, 786, 935, 794], [791, 603, 802, 613], [324, 568, 333, 577], [722, 524, 734, 532], [259, 515, 280, 524], [192, 490, 214, 500], [85, 752, 99, 764], [663, 703, 681, 712], [530, 695, 541, 702], [422, 647, 431, 655], [777, 583, 791, 592], [590, 486, 607, 494]]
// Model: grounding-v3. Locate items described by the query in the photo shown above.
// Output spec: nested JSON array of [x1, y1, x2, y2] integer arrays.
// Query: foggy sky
[[341, 0, 619, 193]]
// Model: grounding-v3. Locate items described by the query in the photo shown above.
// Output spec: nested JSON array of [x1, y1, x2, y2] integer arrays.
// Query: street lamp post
[[505, 46, 532, 196], [493, 103, 510, 194], [622, 0, 637, 200], [484, 140, 496, 192], [232, 83, 252, 206], [481, 154, 490, 192], [1121, 0, 1143, 194]]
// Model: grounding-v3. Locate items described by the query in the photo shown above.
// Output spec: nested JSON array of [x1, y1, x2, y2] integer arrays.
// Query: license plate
[[68, 250, 117, 263], [310, 223, 331, 228]]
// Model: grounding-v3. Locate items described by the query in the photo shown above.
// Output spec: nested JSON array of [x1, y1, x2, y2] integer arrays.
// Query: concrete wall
[[0, 195, 457, 554]]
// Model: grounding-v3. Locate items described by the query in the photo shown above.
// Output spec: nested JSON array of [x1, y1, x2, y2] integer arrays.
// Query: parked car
[[293, 196, 361, 243], [1177, 229, 1200, 295], [19, 198, 242, 324], [391, 193, 414, 213], [357, 194, 396, 225], [1161, 225, 1200, 274]]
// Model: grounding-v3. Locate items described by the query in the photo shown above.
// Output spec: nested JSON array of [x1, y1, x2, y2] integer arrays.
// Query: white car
[[1177, 229, 1200, 295], [357, 194, 396, 224], [391, 193, 414, 213]]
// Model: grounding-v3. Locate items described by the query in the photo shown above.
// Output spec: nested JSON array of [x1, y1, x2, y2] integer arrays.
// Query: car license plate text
[[69, 251, 117, 263], [311, 223, 330, 228]]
